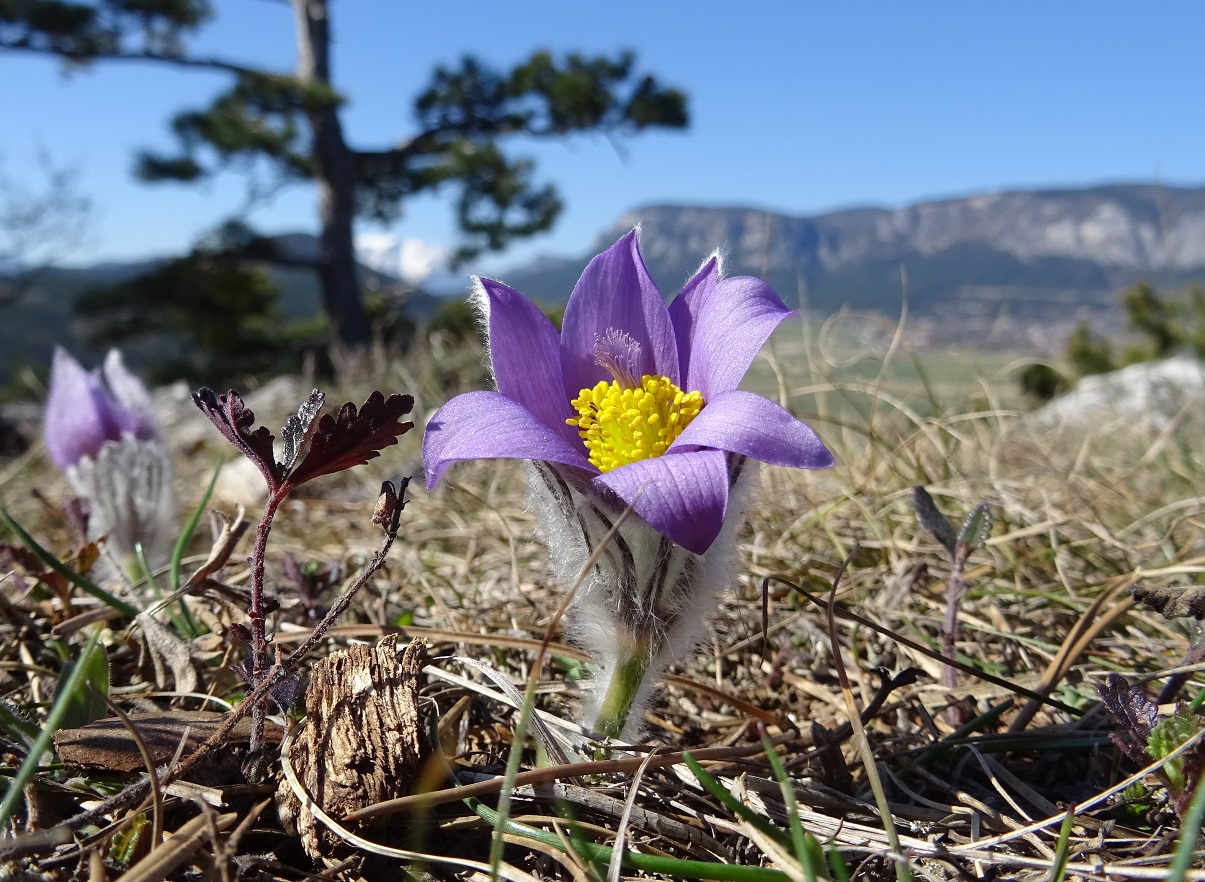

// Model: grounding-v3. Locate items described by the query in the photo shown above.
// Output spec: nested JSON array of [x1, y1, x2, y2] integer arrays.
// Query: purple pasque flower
[[423, 229, 834, 554], [44, 347, 157, 471], [44, 348, 174, 574]]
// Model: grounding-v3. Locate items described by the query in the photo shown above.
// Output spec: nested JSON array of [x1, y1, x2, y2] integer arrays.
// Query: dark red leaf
[[1177, 747, 1205, 817], [1099, 673, 1160, 764], [268, 670, 302, 714], [192, 388, 283, 491], [228, 622, 252, 644], [280, 551, 304, 592], [63, 496, 91, 541], [911, 486, 957, 555], [230, 656, 254, 685], [286, 392, 414, 488], [0, 541, 43, 574]]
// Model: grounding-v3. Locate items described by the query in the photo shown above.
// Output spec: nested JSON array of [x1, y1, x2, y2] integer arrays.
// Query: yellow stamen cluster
[[567, 375, 704, 473]]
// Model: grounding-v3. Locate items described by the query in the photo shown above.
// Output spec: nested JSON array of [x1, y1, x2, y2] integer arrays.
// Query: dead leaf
[[54, 711, 282, 772], [1130, 583, 1205, 619]]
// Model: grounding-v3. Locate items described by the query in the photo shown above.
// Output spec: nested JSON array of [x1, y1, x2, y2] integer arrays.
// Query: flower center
[[566, 331, 704, 473]]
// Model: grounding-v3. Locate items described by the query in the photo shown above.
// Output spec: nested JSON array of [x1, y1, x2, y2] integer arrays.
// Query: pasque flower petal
[[101, 350, 157, 440], [423, 391, 594, 489], [478, 277, 580, 447], [45, 349, 160, 470], [560, 230, 679, 397], [45, 348, 122, 470], [593, 448, 731, 554], [668, 261, 796, 400], [671, 390, 834, 469]]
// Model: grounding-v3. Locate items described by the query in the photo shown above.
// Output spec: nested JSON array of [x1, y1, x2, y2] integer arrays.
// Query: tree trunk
[[292, 0, 371, 350]]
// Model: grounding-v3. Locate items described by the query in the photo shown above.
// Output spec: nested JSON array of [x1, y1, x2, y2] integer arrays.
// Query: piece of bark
[[278, 635, 429, 861], [1130, 582, 1205, 619], [54, 710, 282, 772]]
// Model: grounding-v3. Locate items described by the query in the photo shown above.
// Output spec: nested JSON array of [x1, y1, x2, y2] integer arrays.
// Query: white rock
[[1030, 355, 1205, 429]]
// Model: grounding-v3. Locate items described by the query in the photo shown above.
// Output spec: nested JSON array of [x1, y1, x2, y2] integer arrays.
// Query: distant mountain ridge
[[501, 183, 1205, 341]]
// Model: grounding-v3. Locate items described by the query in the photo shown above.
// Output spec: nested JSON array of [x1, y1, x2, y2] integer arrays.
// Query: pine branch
[[0, 40, 270, 78]]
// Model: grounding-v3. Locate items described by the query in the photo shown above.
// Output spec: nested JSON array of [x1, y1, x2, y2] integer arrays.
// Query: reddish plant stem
[[1, 499, 406, 862], [942, 541, 971, 725], [247, 488, 287, 757], [941, 543, 969, 688]]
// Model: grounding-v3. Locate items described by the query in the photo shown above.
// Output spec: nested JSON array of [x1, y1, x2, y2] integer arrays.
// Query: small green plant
[[1099, 673, 1205, 819], [911, 486, 992, 700], [1017, 361, 1071, 404], [192, 386, 413, 759]]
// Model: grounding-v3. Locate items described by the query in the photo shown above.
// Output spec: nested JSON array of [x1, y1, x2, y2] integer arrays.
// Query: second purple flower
[[43, 348, 175, 578]]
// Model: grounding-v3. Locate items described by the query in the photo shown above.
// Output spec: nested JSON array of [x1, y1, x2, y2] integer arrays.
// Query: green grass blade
[[468, 795, 791, 882], [53, 637, 109, 729], [682, 752, 795, 850], [135, 542, 196, 638], [0, 628, 104, 830], [800, 834, 824, 882], [171, 459, 222, 593], [487, 666, 541, 882], [1167, 771, 1205, 882], [827, 847, 852, 882], [1045, 805, 1076, 882], [0, 508, 138, 619], [759, 728, 810, 866]]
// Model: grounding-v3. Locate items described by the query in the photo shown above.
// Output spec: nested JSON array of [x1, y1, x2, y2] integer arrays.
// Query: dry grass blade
[[607, 746, 661, 882], [11, 329, 1205, 877], [972, 721, 1205, 854], [423, 662, 590, 739], [346, 740, 780, 820], [112, 811, 237, 882], [1009, 579, 1135, 732], [96, 692, 166, 851], [503, 832, 595, 882], [824, 548, 912, 881], [451, 654, 573, 764], [277, 719, 542, 882]]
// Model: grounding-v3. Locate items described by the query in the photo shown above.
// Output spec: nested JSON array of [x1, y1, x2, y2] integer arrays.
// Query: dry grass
[[2, 324, 1205, 881]]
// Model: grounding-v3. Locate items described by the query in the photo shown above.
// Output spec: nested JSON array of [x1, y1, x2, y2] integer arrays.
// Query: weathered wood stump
[[278, 635, 428, 861]]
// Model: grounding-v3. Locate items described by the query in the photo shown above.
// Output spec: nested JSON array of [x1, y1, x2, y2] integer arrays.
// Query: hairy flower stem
[[593, 634, 654, 739]]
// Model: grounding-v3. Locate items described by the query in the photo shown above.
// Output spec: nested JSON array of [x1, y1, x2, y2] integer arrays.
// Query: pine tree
[[1121, 281, 1177, 359], [1, 1, 689, 348], [1065, 322, 1115, 376]]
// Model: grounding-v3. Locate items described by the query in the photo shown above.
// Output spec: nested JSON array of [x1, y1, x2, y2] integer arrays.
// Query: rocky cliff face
[[500, 184, 1205, 350], [605, 185, 1205, 275]]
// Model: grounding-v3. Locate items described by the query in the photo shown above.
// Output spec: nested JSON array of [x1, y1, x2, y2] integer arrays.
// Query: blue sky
[[4, 1, 1204, 276]]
